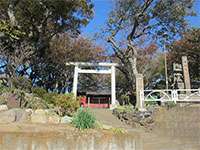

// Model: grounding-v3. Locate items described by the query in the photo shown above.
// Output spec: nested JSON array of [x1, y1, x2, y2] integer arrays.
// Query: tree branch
[[127, 0, 154, 41]]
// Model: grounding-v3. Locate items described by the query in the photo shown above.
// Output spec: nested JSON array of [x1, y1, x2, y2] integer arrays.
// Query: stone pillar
[[111, 65, 116, 108], [136, 74, 145, 111], [182, 56, 191, 90], [72, 65, 79, 98]]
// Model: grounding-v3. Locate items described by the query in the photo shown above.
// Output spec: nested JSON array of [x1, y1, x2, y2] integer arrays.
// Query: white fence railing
[[139, 89, 200, 110]]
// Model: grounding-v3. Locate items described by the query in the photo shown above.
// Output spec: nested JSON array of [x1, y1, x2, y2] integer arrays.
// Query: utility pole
[[165, 52, 169, 90]]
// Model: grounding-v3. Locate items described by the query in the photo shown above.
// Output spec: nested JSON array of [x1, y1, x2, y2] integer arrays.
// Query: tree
[[168, 28, 200, 86], [0, 0, 94, 88], [106, 0, 195, 103], [29, 33, 105, 92], [115, 44, 165, 104]]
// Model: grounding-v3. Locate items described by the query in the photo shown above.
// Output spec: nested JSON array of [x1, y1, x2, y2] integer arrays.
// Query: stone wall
[[0, 105, 72, 124]]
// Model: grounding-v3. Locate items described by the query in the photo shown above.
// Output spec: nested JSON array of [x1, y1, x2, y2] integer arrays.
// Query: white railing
[[139, 89, 200, 110]]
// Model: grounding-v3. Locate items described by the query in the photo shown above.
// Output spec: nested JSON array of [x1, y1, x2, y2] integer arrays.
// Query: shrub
[[24, 96, 48, 109], [165, 101, 176, 109], [145, 101, 158, 107], [72, 108, 96, 129], [115, 105, 134, 113], [0, 96, 7, 105], [12, 76, 32, 91], [32, 87, 47, 98], [43, 93, 58, 105], [32, 87, 58, 107], [54, 93, 80, 116], [118, 93, 130, 105], [0, 85, 13, 94]]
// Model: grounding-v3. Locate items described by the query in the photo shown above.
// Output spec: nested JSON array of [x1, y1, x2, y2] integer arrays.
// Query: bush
[[24, 96, 48, 109], [118, 93, 130, 105], [0, 85, 13, 94], [0, 96, 7, 105], [12, 76, 32, 91], [43, 93, 58, 105], [32, 87, 58, 107], [32, 87, 47, 98], [145, 101, 158, 107], [165, 101, 176, 109], [115, 105, 134, 113], [72, 108, 96, 129], [54, 93, 80, 116]]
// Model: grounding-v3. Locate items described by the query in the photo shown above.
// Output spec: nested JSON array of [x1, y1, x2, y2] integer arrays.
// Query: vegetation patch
[[111, 127, 127, 134], [115, 105, 134, 113], [72, 108, 96, 130]]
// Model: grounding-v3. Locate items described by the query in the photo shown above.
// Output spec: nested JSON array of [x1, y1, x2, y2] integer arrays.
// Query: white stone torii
[[66, 62, 118, 107]]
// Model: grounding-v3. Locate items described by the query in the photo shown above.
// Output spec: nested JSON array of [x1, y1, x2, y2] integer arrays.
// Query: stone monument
[[173, 63, 185, 89], [136, 74, 145, 111]]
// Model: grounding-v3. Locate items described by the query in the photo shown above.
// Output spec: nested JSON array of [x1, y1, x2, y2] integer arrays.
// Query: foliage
[[0, 0, 95, 92], [145, 101, 158, 107], [43, 93, 58, 106], [72, 108, 96, 129], [0, 84, 8, 94], [12, 76, 32, 92], [94, 121, 104, 129], [106, 0, 195, 104], [165, 101, 176, 109], [32, 87, 47, 98], [54, 93, 80, 116], [32, 87, 80, 112], [0, 21, 25, 39], [168, 28, 200, 86], [24, 96, 49, 109], [0, 85, 49, 109], [115, 105, 134, 113], [118, 93, 130, 105], [0, 95, 6, 105], [31, 87, 58, 107], [31, 34, 105, 92], [111, 127, 126, 134]]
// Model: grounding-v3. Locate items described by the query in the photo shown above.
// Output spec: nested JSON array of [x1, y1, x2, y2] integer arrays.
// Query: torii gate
[[66, 62, 118, 108]]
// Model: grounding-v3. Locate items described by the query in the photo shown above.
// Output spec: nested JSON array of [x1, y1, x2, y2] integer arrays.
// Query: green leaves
[[168, 29, 200, 82], [0, 0, 95, 92], [108, 0, 195, 43], [72, 108, 96, 129], [0, 21, 25, 40]]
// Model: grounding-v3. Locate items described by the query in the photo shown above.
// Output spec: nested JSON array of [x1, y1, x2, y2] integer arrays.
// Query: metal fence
[[139, 89, 200, 110]]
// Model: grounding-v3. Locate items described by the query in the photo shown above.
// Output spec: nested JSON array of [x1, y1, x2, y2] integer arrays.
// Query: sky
[[82, 0, 200, 40], [81, 0, 113, 38]]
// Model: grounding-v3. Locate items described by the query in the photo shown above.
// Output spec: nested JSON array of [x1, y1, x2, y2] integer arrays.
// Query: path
[[91, 108, 130, 129]]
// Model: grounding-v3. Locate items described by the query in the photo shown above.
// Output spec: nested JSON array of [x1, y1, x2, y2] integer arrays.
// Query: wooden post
[[182, 56, 191, 90], [108, 97, 110, 108]]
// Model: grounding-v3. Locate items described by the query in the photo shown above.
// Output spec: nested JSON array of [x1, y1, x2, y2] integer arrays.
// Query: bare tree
[[106, 0, 194, 103]]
